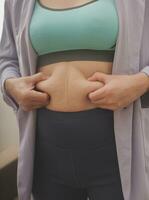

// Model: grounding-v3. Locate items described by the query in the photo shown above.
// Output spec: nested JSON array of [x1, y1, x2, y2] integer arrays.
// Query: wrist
[[133, 72, 149, 93], [4, 77, 16, 95]]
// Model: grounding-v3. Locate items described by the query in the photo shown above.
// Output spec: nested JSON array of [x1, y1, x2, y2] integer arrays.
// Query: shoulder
[[5, 0, 21, 4], [3, 0, 26, 35], [5, 0, 16, 6], [4, 0, 26, 17], [5, 0, 25, 10]]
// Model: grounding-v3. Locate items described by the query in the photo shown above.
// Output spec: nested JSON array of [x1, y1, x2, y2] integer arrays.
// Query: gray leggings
[[32, 107, 124, 200]]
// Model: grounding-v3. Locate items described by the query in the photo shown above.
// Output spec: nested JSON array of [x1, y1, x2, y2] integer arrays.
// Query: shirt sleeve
[[0, 0, 21, 112], [140, 66, 149, 77], [140, 66, 149, 108]]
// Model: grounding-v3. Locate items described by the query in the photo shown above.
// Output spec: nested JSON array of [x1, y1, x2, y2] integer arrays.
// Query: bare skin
[[39, 0, 98, 9], [35, 61, 112, 111]]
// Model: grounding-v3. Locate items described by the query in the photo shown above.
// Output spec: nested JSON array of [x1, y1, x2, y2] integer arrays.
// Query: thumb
[[87, 72, 107, 83], [29, 72, 49, 84], [88, 84, 107, 100]]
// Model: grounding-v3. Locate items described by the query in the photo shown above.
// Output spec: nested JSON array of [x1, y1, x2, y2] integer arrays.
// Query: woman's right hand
[[4, 72, 51, 111]]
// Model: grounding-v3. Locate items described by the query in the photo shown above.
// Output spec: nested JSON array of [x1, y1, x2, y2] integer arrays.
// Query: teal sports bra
[[29, 0, 119, 67]]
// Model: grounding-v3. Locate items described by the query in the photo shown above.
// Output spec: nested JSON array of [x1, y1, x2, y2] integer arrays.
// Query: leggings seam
[[88, 191, 94, 200], [80, 190, 87, 200], [70, 151, 82, 188]]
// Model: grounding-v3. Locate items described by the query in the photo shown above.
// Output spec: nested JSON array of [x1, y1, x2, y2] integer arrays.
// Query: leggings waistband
[[36, 107, 114, 121]]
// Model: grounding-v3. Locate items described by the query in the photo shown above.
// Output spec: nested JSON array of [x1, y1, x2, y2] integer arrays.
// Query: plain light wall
[[0, 0, 19, 152]]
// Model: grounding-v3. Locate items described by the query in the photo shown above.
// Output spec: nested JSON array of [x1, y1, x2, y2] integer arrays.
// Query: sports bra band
[[37, 49, 115, 67]]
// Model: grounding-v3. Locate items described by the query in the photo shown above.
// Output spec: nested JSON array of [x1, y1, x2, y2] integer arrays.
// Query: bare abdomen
[[36, 61, 113, 112]]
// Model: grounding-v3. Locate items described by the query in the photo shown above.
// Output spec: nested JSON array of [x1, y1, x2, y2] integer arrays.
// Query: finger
[[97, 104, 114, 111], [90, 97, 107, 104], [30, 99, 50, 108], [87, 72, 107, 82], [22, 104, 45, 111], [28, 72, 49, 85], [32, 102, 49, 109], [30, 98, 50, 105], [28, 90, 50, 102], [88, 86, 107, 101]]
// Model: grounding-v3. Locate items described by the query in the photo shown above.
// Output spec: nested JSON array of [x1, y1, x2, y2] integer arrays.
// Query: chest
[[29, 0, 119, 56]]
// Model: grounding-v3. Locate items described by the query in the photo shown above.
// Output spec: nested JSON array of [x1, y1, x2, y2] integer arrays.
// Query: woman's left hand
[[87, 72, 149, 111]]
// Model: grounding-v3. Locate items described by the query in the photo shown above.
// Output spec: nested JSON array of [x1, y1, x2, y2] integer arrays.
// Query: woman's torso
[[29, 0, 119, 111]]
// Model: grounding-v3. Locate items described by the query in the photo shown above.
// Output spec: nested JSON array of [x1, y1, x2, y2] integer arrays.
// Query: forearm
[[133, 72, 149, 93], [0, 72, 20, 112], [4, 77, 19, 103]]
